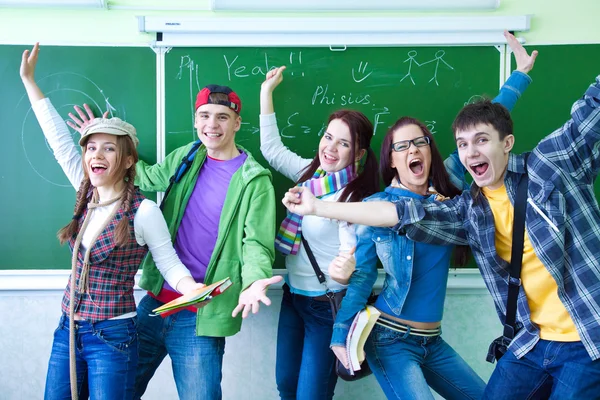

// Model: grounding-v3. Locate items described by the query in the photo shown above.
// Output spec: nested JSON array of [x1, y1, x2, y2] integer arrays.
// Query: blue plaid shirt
[[394, 75, 600, 360]]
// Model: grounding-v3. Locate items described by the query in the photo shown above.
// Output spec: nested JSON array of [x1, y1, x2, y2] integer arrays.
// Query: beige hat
[[79, 117, 139, 148]]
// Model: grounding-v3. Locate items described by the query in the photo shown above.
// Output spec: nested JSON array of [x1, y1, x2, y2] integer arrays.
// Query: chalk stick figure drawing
[[421, 50, 455, 86], [352, 61, 373, 83], [400, 50, 422, 85]]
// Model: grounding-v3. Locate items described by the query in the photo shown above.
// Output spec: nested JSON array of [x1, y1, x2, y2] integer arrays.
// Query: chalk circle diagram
[[464, 94, 487, 106], [18, 72, 116, 187]]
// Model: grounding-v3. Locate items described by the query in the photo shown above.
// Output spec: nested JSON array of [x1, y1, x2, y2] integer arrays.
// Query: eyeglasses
[[390, 136, 431, 152]]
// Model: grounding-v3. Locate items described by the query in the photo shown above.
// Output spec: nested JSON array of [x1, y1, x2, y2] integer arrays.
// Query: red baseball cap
[[195, 84, 242, 115]]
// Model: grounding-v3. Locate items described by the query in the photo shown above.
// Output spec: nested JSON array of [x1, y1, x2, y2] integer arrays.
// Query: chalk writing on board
[[240, 122, 260, 136], [223, 54, 282, 81], [18, 72, 115, 187], [280, 112, 301, 138], [421, 50, 454, 86], [464, 95, 486, 106], [352, 61, 373, 83], [372, 106, 391, 136], [425, 120, 438, 134], [289, 51, 305, 77], [311, 85, 371, 106]]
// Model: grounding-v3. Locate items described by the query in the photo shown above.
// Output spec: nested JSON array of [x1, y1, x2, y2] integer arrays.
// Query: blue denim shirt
[[330, 188, 448, 346], [330, 70, 532, 347], [394, 76, 600, 361]]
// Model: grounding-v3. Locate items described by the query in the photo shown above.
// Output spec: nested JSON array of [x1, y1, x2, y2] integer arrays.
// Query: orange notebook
[[152, 277, 232, 317]]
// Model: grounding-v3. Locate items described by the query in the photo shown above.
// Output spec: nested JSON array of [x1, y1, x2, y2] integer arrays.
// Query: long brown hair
[[57, 134, 139, 247], [380, 117, 470, 266], [296, 110, 379, 202]]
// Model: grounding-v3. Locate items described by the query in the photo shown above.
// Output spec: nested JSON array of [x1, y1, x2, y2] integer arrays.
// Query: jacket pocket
[[372, 230, 393, 271], [530, 181, 564, 233]]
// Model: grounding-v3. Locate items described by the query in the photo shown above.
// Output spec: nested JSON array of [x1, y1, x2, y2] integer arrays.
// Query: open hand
[[329, 247, 356, 285], [505, 30, 538, 74], [232, 275, 283, 318], [66, 104, 109, 134]]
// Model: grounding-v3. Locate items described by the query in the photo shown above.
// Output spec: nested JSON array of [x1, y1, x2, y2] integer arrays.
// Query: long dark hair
[[297, 110, 379, 202], [380, 117, 470, 266]]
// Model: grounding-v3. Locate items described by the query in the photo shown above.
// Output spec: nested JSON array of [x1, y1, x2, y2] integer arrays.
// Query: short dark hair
[[452, 100, 513, 140]]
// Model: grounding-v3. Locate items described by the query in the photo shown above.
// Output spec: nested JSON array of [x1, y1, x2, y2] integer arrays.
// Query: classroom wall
[[0, 0, 598, 45], [0, 275, 500, 400]]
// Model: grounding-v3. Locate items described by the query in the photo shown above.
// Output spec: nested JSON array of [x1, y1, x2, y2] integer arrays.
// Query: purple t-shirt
[[163, 151, 247, 291]]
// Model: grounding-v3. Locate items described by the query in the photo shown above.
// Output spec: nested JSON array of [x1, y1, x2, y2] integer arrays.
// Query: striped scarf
[[275, 164, 355, 255]]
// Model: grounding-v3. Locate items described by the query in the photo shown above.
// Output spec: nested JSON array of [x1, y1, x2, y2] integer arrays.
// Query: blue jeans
[[365, 324, 485, 400], [483, 339, 600, 399], [134, 294, 225, 400], [276, 285, 338, 400], [44, 314, 138, 400]]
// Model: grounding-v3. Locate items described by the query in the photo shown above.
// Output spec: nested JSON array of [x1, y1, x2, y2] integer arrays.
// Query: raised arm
[[535, 75, 600, 181], [445, 32, 537, 190], [21, 43, 84, 189], [493, 31, 537, 112], [260, 66, 312, 181], [20, 43, 44, 103]]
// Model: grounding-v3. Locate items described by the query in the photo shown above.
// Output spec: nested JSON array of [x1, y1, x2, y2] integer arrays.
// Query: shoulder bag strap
[[160, 140, 202, 211], [503, 165, 529, 340], [301, 235, 327, 285]]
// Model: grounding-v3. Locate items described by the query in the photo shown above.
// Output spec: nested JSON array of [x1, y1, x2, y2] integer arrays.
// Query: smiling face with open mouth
[[390, 124, 431, 195], [83, 133, 133, 189], [318, 118, 354, 173], [455, 123, 514, 190]]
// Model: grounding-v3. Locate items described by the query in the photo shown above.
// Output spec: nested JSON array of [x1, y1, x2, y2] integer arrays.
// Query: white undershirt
[[260, 113, 356, 295], [32, 98, 193, 303]]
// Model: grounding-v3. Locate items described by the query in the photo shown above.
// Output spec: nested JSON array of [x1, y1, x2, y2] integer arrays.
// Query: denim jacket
[[330, 70, 532, 348], [330, 188, 445, 346]]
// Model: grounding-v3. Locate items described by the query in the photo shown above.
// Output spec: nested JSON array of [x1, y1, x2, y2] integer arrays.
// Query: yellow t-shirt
[[482, 184, 579, 341]]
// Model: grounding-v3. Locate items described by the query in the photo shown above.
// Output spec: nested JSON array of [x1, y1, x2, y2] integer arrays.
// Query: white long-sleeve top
[[260, 113, 355, 295], [32, 98, 193, 292]]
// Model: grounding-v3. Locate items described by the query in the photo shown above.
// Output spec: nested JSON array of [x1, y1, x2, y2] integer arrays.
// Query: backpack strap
[[160, 140, 202, 211]]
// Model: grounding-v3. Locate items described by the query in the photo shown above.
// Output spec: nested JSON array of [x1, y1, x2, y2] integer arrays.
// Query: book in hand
[[152, 277, 233, 317], [346, 305, 381, 373]]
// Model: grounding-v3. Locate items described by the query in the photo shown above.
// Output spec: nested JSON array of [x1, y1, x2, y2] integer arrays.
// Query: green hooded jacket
[[136, 142, 276, 337]]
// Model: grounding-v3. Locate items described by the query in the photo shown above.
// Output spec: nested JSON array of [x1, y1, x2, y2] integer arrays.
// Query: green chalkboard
[[0, 45, 157, 270], [164, 46, 501, 267], [510, 44, 600, 199]]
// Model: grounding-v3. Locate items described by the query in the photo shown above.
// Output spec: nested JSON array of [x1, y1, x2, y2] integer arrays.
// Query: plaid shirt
[[62, 189, 148, 322], [394, 76, 600, 360]]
